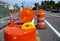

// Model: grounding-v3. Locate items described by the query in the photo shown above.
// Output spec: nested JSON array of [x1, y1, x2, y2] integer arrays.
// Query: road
[[38, 11, 60, 41], [0, 12, 18, 29], [0, 11, 60, 41]]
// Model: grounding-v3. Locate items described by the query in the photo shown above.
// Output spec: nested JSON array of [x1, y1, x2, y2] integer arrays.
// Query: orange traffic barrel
[[18, 7, 34, 23], [4, 7, 36, 41], [36, 9, 45, 29], [4, 27, 36, 41]]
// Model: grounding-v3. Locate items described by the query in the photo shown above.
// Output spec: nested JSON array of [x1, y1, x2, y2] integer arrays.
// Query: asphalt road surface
[[0, 11, 60, 41], [38, 11, 60, 41], [0, 12, 18, 29]]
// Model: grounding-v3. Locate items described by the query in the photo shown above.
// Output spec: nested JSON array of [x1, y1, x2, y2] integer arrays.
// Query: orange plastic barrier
[[19, 8, 34, 23], [4, 27, 36, 41], [4, 7, 36, 41], [37, 9, 45, 29]]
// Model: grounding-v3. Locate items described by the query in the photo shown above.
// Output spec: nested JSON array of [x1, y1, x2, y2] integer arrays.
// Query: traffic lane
[[0, 19, 17, 29], [0, 14, 18, 29], [0, 20, 9, 29], [38, 23, 60, 41], [34, 14, 60, 41], [0, 20, 18, 41], [45, 11, 60, 15], [0, 12, 18, 41], [0, 30, 4, 41], [45, 14, 60, 33]]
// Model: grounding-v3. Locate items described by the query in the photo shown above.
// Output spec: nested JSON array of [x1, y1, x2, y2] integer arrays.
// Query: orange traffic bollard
[[37, 9, 45, 29], [18, 7, 34, 23], [9, 11, 14, 27]]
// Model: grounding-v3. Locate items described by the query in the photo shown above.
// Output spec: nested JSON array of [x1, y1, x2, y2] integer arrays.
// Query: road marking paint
[[47, 14, 60, 18], [36, 30, 41, 41], [36, 36, 40, 41], [36, 30, 38, 35], [45, 20, 60, 37]]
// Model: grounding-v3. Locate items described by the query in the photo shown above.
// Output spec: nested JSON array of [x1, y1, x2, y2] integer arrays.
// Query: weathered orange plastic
[[4, 27, 36, 41], [19, 8, 34, 23]]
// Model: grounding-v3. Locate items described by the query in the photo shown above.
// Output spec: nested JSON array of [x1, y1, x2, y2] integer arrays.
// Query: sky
[[3, 0, 60, 7]]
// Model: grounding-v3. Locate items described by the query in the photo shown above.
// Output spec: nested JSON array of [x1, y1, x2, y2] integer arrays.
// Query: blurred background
[[0, 0, 60, 41], [0, 0, 60, 18]]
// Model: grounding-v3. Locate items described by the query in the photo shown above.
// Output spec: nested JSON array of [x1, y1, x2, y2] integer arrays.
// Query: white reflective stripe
[[32, 19, 34, 23], [37, 18, 44, 20], [45, 20, 60, 37], [37, 22, 45, 24]]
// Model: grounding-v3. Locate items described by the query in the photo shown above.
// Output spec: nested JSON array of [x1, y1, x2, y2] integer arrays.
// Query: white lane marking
[[45, 20, 60, 38], [46, 14, 60, 18]]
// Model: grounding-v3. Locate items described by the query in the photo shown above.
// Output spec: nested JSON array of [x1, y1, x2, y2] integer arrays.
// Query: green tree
[[41, 1, 43, 6], [34, 3, 39, 7], [14, 4, 20, 12], [56, 1, 60, 9], [0, 0, 4, 3], [48, 0, 56, 9], [41, 1, 48, 10], [0, 0, 2, 2], [32, 3, 39, 10], [41, 0, 56, 10]]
